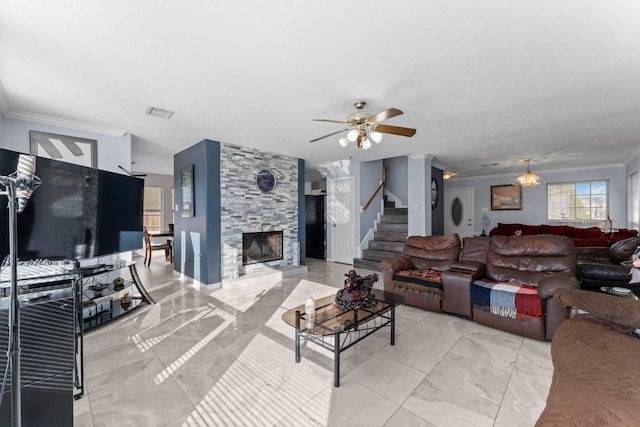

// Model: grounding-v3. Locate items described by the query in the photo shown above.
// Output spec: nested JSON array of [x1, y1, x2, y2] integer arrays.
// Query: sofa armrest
[[554, 288, 640, 330], [537, 274, 580, 299], [380, 256, 414, 274]]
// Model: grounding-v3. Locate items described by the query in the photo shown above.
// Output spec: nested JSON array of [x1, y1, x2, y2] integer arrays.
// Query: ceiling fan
[[310, 100, 417, 149]]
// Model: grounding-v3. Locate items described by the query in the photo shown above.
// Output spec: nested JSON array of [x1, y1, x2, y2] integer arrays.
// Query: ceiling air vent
[[145, 106, 174, 119]]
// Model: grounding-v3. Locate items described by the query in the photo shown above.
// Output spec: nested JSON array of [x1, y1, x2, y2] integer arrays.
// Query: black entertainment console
[[0, 262, 154, 425]]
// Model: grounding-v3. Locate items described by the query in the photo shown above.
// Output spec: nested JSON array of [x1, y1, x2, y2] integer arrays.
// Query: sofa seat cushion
[[471, 279, 542, 319], [392, 269, 443, 298]]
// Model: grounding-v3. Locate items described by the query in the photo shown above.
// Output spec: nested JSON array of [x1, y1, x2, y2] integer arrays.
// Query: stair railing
[[362, 166, 386, 211]]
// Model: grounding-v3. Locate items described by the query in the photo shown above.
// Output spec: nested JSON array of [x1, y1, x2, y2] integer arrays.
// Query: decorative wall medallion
[[256, 169, 276, 193], [431, 177, 439, 210]]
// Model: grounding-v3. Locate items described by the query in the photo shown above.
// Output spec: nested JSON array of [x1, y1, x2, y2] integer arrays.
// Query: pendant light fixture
[[513, 159, 542, 187]]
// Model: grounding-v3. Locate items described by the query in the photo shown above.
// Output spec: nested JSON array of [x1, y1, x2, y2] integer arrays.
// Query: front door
[[329, 176, 355, 264], [444, 188, 474, 238]]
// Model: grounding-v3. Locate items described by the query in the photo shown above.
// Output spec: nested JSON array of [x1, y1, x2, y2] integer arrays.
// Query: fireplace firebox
[[242, 231, 283, 265]]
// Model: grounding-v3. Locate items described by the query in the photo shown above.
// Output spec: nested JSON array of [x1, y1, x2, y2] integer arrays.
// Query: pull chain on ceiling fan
[[310, 100, 417, 149]]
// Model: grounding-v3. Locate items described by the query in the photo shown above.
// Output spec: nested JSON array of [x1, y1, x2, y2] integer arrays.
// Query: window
[[547, 180, 608, 226], [629, 172, 639, 231], [143, 186, 163, 231]]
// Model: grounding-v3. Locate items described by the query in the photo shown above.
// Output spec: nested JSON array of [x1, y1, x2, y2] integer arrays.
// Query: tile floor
[[74, 254, 553, 427]]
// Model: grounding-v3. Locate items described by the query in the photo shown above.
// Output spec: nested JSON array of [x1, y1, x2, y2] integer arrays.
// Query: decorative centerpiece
[[333, 269, 378, 311]]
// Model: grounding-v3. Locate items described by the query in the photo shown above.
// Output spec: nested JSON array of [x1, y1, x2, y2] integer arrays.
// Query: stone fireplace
[[242, 231, 283, 265]]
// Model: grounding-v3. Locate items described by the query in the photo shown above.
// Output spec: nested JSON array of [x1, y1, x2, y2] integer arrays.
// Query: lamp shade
[[362, 139, 372, 150], [347, 129, 358, 142]]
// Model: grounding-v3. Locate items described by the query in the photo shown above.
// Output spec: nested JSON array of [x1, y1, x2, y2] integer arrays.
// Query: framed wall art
[[181, 164, 194, 217], [30, 130, 97, 167], [491, 184, 523, 210]]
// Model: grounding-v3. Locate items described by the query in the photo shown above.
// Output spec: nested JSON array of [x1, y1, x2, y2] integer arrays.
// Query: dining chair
[[143, 226, 173, 266]]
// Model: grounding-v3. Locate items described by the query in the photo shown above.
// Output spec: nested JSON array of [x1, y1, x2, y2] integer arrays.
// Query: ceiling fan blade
[[313, 119, 349, 125], [368, 108, 403, 124], [309, 128, 349, 143], [372, 124, 417, 137]]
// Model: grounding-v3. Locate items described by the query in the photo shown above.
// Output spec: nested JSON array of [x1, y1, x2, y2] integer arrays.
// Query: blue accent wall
[[174, 139, 221, 285]]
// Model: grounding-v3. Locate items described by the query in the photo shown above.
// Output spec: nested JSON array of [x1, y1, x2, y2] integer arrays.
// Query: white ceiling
[[1, 1, 639, 180]]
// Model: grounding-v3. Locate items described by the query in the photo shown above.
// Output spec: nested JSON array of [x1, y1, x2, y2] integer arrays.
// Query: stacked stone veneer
[[220, 143, 299, 278]]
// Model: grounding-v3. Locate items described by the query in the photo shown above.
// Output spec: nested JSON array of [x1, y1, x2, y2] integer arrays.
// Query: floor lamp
[[0, 155, 41, 427]]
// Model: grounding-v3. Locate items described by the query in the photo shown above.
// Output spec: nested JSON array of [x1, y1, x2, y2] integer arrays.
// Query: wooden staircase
[[353, 200, 408, 272]]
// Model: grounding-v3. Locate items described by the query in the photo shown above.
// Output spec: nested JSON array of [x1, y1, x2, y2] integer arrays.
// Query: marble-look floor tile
[[402, 377, 499, 427], [377, 321, 463, 373], [384, 407, 437, 427], [300, 380, 399, 427], [344, 352, 427, 405], [75, 257, 553, 427], [449, 333, 519, 372], [90, 376, 194, 427], [500, 371, 552, 421], [426, 352, 511, 404], [191, 375, 297, 426]]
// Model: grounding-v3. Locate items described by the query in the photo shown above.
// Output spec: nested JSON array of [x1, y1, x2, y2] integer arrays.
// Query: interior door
[[444, 188, 474, 238], [329, 177, 355, 264], [305, 195, 326, 259]]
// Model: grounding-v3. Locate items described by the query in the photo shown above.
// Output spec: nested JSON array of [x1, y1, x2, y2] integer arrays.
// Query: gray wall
[[384, 156, 408, 206], [444, 164, 629, 235], [1, 117, 132, 173]]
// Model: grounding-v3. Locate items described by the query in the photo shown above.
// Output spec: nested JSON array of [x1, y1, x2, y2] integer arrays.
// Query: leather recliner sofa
[[576, 236, 640, 290], [379, 234, 461, 312], [381, 234, 580, 340]]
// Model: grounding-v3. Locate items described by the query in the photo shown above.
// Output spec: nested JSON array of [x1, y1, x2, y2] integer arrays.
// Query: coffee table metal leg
[[390, 305, 396, 346], [334, 331, 340, 387], [295, 310, 301, 363]]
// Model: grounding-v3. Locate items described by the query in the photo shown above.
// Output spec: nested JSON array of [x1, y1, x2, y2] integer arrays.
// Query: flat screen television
[[0, 148, 144, 261]]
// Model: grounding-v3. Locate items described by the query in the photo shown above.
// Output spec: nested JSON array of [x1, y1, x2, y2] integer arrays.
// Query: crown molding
[[3, 110, 127, 137], [446, 162, 626, 182]]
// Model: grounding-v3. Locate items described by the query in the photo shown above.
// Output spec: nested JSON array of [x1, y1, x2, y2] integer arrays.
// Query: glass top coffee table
[[281, 289, 402, 387]]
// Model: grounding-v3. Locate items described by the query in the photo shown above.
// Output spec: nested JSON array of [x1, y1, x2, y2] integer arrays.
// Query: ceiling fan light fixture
[[338, 137, 349, 148], [362, 139, 372, 150], [347, 129, 358, 142], [513, 159, 542, 187], [369, 131, 383, 143]]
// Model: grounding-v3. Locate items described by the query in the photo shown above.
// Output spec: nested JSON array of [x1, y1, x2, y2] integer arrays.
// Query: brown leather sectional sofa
[[576, 236, 640, 290], [536, 288, 640, 426], [380, 233, 580, 340]]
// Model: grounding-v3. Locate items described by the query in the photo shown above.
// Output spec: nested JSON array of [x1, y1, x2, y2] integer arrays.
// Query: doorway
[[444, 187, 474, 238], [329, 177, 355, 264]]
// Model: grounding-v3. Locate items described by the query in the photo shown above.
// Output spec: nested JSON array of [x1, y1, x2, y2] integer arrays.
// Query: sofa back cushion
[[489, 223, 520, 236], [540, 225, 567, 235], [402, 234, 461, 270], [461, 236, 490, 263], [486, 235, 577, 286]]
